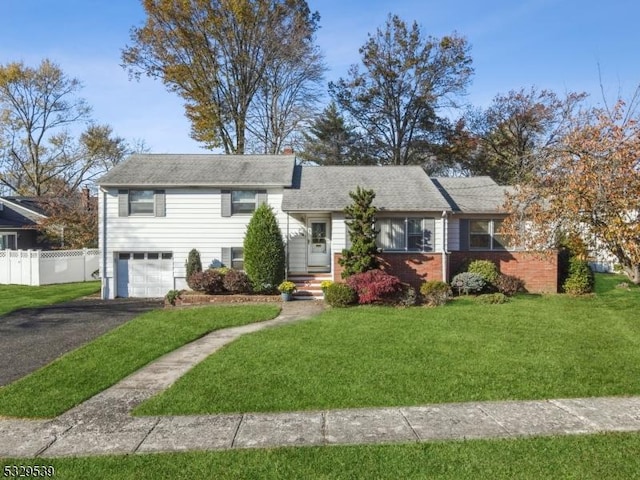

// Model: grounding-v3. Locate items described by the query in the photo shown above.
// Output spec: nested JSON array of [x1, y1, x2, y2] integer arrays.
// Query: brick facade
[[333, 250, 558, 293], [449, 251, 558, 293], [334, 253, 443, 288]]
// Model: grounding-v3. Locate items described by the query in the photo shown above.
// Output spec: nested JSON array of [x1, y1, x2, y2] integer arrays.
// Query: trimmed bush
[[222, 269, 252, 294], [346, 269, 403, 304], [563, 257, 594, 295], [324, 282, 357, 307], [494, 274, 525, 296], [165, 289, 182, 306], [467, 259, 499, 285], [451, 272, 486, 295], [186, 249, 203, 289], [243, 204, 286, 293], [387, 283, 418, 307], [420, 280, 452, 306], [475, 292, 509, 304], [189, 269, 225, 294]]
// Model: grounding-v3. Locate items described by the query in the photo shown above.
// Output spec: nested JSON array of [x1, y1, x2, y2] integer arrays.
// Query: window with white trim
[[129, 190, 155, 215], [231, 191, 257, 214], [376, 218, 434, 252], [470, 219, 510, 250]]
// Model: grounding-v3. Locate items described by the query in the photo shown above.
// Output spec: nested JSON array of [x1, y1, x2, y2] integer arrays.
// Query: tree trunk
[[625, 264, 640, 284]]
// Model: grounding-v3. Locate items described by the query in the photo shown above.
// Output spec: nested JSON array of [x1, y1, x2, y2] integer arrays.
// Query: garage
[[116, 252, 174, 298]]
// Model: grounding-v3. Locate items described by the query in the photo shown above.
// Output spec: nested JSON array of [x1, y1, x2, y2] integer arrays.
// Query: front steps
[[288, 273, 333, 299]]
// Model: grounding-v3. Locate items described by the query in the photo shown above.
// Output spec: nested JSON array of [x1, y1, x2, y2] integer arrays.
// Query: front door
[[307, 217, 331, 271]]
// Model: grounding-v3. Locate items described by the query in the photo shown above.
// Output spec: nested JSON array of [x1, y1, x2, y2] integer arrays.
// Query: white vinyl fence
[[0, 249, 100, 286]]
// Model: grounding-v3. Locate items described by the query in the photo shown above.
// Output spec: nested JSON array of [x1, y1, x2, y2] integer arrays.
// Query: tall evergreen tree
[[243, 203, 286, 292], [299, 102, 372, 165], [339, 187, 379, 278]]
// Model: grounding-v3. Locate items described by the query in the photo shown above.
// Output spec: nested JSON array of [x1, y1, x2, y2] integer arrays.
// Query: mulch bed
[[167, 291, 282, 307]]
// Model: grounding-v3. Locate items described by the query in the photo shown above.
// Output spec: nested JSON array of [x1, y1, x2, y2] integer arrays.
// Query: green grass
[[0, 282, 100, 316], [136, 274, 640, 415], [0, 305, 280, 418], [3, 432, 640, 479]]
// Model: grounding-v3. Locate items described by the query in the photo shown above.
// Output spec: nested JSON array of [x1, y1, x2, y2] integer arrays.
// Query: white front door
[[307, 217, 331, 271]]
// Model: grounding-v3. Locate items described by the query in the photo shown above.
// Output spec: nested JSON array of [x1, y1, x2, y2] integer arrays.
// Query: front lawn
[[0, 305, 280, 418], [136, 274, 640, 415], [2, 432, 640, 479], [0, 281, 101, 316]]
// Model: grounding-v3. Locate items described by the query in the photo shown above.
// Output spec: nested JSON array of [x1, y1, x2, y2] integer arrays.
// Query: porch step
[[288, 274, 332, 299]]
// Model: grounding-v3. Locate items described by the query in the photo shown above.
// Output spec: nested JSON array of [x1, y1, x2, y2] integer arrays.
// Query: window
[[231, 191, 257, 214], [377, 218, 434, 252], [119, 190, 165, 217], [469, 219, 510, 250], [0, 233, 17, 250], [129, 190, 155, 215], [231, 247, 244, 270], [469, 220, 491, 249]]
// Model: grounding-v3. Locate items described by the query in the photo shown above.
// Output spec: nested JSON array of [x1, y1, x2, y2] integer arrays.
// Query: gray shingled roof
[[282, 166, 452, 212], [98, 154, 296, 187], [431, 177, 511, 213]]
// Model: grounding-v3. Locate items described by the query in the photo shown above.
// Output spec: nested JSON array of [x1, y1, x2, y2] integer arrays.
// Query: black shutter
[[459, 219, 469, 251]]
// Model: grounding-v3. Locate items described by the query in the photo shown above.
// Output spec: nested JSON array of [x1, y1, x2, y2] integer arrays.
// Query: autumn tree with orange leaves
[[505, 98, 640, 283]]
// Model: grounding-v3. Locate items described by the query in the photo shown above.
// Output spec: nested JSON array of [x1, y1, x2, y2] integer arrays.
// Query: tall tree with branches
[[122, 0, 322, 155], [504, 96, 640, 283], [458, 87, 586, 184], [0, 59, 128, 196], [329, 14, 473, 166]]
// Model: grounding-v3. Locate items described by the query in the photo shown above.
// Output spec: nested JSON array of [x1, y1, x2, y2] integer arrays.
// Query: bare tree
[[0, 59, 128, 196], [122, 0, 322, 154]]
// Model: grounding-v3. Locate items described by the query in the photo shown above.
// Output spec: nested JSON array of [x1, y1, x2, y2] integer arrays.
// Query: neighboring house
[[97, 154, 558, 299], [0, 197, 48, 250]]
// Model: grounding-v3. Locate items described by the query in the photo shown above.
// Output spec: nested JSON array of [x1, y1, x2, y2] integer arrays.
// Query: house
[[0, 197, 48, 250], [97, 154, 558, 299]]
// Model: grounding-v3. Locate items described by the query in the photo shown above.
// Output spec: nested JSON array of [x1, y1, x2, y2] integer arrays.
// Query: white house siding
[[101, 187, 289, 299], [285, 213, 307, 273]]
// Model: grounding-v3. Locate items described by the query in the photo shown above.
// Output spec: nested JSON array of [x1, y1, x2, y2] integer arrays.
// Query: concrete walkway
[[2, 300, 640, 458]]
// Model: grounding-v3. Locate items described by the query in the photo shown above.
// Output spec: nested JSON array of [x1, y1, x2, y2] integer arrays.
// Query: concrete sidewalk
[[2, 300, 640, 458]]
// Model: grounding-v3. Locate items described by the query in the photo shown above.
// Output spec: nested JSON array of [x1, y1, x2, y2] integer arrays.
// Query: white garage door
[[117, 252, 174, 298]]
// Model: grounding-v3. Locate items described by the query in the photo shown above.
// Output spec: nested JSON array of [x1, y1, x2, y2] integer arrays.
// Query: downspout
[[441, 210, 449, 282], [285, 210, 289, 280], [100, 188, 108, 299]]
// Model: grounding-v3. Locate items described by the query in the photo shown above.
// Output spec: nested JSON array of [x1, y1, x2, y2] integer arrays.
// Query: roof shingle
[[98, 154, 296, 187], [282, 166, 452, 212]]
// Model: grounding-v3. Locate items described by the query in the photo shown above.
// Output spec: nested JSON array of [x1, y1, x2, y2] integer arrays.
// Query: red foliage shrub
[[346, 269, 403, 304], [223, 269, 252, 294], [188, 269, 225, 294]]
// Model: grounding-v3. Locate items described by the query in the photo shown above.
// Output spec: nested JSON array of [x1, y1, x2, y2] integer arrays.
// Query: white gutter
[[441, 210, 449, 282]]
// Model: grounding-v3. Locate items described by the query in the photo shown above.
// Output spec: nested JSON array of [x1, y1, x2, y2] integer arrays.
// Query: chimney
[[81, 186, 91, 211], [282, 147, 294, 155]]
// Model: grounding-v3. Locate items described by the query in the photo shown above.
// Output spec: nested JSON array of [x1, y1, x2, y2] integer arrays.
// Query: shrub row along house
[[97, 154, 558, 299]]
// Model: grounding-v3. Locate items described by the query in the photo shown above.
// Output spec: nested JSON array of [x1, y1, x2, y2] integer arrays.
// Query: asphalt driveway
[[0, 298, 162, 386]]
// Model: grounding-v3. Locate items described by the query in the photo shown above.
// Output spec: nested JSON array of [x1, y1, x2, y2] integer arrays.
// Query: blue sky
[[2, 0, 639, 153]]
